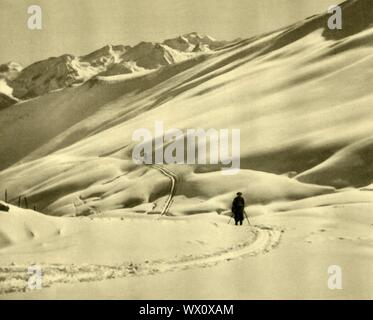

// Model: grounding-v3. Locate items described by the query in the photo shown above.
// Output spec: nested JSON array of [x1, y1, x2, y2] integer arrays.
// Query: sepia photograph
[[0, 0, 372, 303]]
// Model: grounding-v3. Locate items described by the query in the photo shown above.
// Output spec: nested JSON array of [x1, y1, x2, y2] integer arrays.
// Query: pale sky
[[0, 0, 337, 66]]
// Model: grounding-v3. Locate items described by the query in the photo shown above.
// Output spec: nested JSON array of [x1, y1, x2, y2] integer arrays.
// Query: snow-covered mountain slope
[[0, 62, 22, 108], [296, 136, 373, 188], [0, 62, 22, 81], [80, 44, 129, 67], [0, 79, 14, 98], [1, 0, 373, 216], [0, 33, 228, 107]]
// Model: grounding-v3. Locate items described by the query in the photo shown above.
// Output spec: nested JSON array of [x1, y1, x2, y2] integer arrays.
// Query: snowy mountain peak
[[0, 61, 23, 72], [164, 33, 227, 52], [81, 44, 129, 66], [183, 32, 212, 40], [0, 61, 23, 81], [0, 62, 22, 107]]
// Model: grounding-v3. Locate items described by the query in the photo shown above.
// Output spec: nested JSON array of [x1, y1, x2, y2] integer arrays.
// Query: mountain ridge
[[0, 33, 229, 106]]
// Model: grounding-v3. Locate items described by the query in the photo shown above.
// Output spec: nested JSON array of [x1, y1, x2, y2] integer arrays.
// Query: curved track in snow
[[151, 164, 178, 216], [0, 225, 281, 295]]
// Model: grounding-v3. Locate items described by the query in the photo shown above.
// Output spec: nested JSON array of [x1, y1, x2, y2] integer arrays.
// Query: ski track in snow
[[151, 164, 178, 216], [0, 225, 281, 295]]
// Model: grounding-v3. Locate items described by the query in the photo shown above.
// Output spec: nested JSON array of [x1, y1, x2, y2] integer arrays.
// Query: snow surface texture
[[0, 204, 281, 295]]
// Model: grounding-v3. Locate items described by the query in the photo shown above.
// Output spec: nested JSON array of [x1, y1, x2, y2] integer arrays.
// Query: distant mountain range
[[0, 33, 231, 108]]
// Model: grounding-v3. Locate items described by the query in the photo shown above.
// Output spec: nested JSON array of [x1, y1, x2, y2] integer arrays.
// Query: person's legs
[[238, 212, 243, 226], [235, 220, 238, 225]]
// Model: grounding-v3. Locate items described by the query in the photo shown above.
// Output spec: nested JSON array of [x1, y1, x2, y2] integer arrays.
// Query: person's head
[[237, 192, 242, 197]]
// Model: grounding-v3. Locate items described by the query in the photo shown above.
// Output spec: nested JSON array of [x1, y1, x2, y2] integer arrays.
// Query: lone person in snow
[[232, 192, 245, 226]]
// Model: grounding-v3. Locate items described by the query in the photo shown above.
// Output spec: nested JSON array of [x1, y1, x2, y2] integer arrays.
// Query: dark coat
[[232, 196, 245, 220]]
